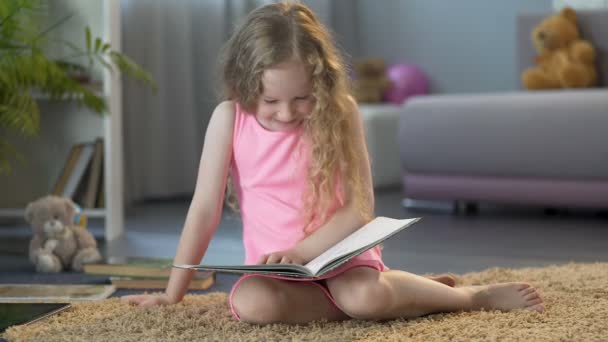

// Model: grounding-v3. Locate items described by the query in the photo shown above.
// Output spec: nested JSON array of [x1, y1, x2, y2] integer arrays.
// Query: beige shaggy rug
[[4, 262, 608, 342]]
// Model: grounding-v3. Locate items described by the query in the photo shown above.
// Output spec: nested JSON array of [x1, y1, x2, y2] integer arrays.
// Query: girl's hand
[[257, 248, 306, 265], [121, 293, 177, 307]]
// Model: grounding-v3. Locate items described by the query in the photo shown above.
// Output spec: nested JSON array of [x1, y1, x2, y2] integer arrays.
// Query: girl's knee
[[332, 279, 392, 320], [231, 277, 286, 324]]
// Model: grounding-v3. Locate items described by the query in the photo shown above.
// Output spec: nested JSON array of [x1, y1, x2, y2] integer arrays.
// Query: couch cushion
[[517, 9, 608, 87], [399, 90, 608, 180]]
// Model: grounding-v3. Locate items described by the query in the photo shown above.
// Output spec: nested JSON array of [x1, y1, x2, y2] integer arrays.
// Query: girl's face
[[255, 59, 315, 132]]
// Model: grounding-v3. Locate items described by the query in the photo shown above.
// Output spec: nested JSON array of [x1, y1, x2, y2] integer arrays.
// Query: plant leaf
[[0, 92, 40, 137], [109, 51, 157, 90], [0, 1, 156, 172], [94, 37, 101, 53], [85, 26, 91, 51], [0, 140, 21, 174], [94, 54, 113, 72]]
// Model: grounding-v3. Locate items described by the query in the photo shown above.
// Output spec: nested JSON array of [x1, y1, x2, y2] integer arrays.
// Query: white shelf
[[0, 208, 107, 219], [103, 0, 124, 241], [0, 209, 30, 218], [31, 90, 107, 100]]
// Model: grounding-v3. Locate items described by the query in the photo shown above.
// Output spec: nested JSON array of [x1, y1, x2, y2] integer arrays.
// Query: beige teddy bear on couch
[[25, 195, 102, 272]]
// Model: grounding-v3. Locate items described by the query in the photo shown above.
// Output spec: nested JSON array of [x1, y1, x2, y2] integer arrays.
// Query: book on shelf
[[52, 139, 105, 209], [51, 144, 84, 196], [60, 143, 95, 199], [82, 137, 104, 208], [84, 256, 214, 279], [0, 284, 115, 303], [95, 170, 105, 209], [175, 216, 420, 279], [109, 272, 215, 290]]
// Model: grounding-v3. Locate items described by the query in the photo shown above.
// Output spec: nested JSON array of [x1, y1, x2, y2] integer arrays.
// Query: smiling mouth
[[273, 118, 298, 125], [270, 119, 304, 132]]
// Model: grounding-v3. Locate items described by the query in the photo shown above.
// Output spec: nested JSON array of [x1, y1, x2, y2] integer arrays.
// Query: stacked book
[[83, 257, 215, 290]]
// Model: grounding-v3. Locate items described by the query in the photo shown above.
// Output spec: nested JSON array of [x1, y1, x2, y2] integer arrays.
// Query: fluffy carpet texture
[[4, 262, 608, 341]]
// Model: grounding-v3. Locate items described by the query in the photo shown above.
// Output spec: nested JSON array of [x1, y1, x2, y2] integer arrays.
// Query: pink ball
[[383, 63, 429, 105]]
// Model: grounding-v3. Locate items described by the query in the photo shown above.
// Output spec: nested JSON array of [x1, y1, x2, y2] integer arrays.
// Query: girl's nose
[[277, 104, 295, 121]]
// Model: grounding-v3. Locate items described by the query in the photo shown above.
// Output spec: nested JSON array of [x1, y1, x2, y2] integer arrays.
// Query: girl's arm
[[262, 97, 375, 264], [122, 101, 235, 306], [165, 100, 235, 303]]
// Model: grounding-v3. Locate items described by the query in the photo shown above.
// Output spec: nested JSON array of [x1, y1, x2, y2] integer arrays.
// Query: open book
[[174, 216, 420, 279]]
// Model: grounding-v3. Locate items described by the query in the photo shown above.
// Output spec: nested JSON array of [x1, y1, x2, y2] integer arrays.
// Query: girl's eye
[[295, 96, 309, 101], [263, 99, 277, 104]]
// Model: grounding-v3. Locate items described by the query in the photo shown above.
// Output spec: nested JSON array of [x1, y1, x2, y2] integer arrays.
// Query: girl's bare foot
[[426, 274, 457, 287], [463, 282, 544, 313]]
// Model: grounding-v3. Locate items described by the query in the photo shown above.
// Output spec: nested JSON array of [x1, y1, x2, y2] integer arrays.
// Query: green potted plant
[[0, 0, 156, 173]]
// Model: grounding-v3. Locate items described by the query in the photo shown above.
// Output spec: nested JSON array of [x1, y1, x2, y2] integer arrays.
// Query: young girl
[[122, 2, 544, 324]]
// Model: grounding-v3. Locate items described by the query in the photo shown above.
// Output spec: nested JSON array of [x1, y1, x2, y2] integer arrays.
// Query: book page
[[174, 263, 314, 277], [173, 216, 420, 278], [304, 217, 419, 276]]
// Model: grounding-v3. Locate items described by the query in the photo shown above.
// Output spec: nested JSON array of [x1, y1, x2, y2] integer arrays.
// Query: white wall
[[554, 0, 608, 9], [354, 0, 553, 93]]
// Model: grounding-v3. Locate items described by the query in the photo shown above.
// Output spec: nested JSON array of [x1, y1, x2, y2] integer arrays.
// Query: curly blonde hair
[[220, 1, 372, 233]]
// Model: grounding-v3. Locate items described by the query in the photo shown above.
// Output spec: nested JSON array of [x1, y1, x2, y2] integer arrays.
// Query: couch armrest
[[399, 90, 608, 179]]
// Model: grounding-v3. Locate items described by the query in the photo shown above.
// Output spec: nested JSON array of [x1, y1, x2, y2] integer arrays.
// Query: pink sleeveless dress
[[228, 103, 386, 320]]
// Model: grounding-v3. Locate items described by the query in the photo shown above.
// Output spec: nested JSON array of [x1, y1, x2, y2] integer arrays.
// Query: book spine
[[83, 138, 104, 208], [52, 144, 83, 195], [62, 143, 95, 199]]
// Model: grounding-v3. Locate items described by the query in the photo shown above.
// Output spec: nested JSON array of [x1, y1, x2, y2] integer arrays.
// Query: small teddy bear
[[25, 195, 102, 272], [352, 58, 391, 103], [522, 7, 597, 90]]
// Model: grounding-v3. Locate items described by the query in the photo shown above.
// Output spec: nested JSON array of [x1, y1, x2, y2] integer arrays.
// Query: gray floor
[[1, 188, 608, 292]]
